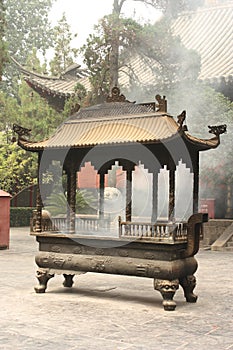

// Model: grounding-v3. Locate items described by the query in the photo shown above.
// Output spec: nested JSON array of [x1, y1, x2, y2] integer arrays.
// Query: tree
[[0, 49, 64, 195], [49, 13, 78, 76], [81, 12, 199, 102], [0, 49, 62, 139], [107, 0, 203, 86], [82, 14, 144, 100], [0, 132, 36, 196], [49, 13, 87, 114], [4, 0, 54, 61], [3, 0, 55, 95], [0, 0, 8, 80]]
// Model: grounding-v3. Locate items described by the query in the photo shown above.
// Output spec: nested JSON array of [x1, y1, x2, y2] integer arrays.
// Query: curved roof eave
[[183, 131, 220, 150], [14, 89, 224, 153], [17, 129, 220, 153]]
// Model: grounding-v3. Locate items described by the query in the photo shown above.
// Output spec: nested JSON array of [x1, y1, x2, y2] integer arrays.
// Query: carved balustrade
[[118, 216, 188, 242], [31, 211, 189, 242], [31, 215, 111, 233]]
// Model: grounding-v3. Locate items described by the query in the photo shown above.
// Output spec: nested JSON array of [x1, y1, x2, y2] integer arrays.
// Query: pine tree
[[81, 0, 200, 102], [49, 13, 78, 76]]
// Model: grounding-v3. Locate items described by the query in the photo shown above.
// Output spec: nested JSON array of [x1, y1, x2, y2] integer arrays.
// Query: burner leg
[[63, 274, 75, 288], [154, 279, 179, 311], [34, 269, 54, 293], [179, 275, 198, 303]]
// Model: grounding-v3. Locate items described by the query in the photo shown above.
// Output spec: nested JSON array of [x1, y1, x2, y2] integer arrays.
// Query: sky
[[49, 0, 163, 49]]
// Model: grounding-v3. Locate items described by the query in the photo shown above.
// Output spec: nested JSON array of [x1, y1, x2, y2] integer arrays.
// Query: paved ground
[[0, 227, 232, 350]]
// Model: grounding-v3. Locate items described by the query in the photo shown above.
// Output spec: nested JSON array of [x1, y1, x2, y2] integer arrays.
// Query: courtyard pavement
[[0, 227, 232, 350]]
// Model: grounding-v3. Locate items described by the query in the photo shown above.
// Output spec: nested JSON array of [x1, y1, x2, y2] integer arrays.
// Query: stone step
[[227, 241, 233, 247], [223, 246, 233, 252], [213, 246, 233, 252], [211, 223, 233, 251]]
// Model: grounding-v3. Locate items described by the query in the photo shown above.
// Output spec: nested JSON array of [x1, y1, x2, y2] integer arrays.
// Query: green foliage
[[0, 0, 8, 80], [81, 14, 200, 101], [3, 0, 55, 95], [0, 77, 63, 141], [4, 0, 54, 59], [45, 190, 97, 216], [49, 13, 78, 76], [0, 6, 75, 199], [0, 51, 65, 197], [0, 132, 36, 196], [0, 89, 20, 131], [0, 50, 64, 140], [17, 80, 63, 140], [136, 19, 200, 87], [63, 83, 87, 117], [165, 82, 232, 136], [10, 207, 35, 227], [81, 14, 147, 99], [81, 29, 111, 101]]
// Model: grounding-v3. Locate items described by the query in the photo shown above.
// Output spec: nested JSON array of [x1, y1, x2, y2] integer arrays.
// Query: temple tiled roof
[[11, 57, 91, 111], [12, 2, 233, 104], [172, 1, 233, 81]]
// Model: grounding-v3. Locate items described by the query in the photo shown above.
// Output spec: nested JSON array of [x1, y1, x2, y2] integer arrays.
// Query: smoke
[[119, 0, 233, 219]]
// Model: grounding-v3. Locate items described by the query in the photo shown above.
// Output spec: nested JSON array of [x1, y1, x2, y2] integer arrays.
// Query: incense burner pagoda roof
[[14, 88, 224, 152]]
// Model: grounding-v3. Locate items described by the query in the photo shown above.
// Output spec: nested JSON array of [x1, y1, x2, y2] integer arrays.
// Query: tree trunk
[[109, 0, 125, 89], [109, 34, 119, 89]]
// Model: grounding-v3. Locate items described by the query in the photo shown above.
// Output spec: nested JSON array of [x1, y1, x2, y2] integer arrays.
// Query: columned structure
[[35, 153, 42, 233], [169, 168, 176, 220], [14, 87, 226, 231], [14, 87, 226, 311], [126, 167, 133, 222], [99, 172, 105, 221], [66, 167, 77, 233]]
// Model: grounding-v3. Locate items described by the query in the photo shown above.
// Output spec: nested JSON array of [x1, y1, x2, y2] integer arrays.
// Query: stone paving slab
[[0, 227, 232, 350]]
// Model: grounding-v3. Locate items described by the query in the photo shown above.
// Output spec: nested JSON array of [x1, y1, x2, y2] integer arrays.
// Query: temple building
[[11, 57, 90, 112], [172, 0, 233, 101], [12, 0, 233, 109]]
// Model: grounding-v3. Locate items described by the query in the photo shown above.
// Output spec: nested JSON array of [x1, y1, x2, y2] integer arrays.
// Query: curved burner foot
[[34, 269, 54, 293], [154, 279, 179, 311], [179, 275, 198, 303], [63, 274, 74, 288]]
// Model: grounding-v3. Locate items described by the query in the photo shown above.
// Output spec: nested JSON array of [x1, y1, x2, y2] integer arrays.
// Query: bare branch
[[113, 0, 127, 15], [131, 0, 161, 8], [120, 0, 127, 9]]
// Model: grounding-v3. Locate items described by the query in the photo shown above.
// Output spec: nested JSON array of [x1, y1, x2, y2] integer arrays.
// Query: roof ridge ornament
[[155, 95, 167, 112], [106, 87, 130, 103], [208, 124, 227, 136], [13, 124, 31, 139], [177, 110, 187, 130]]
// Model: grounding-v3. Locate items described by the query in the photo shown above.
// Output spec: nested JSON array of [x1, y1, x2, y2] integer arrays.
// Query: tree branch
[[132, 0, 161, 8]]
